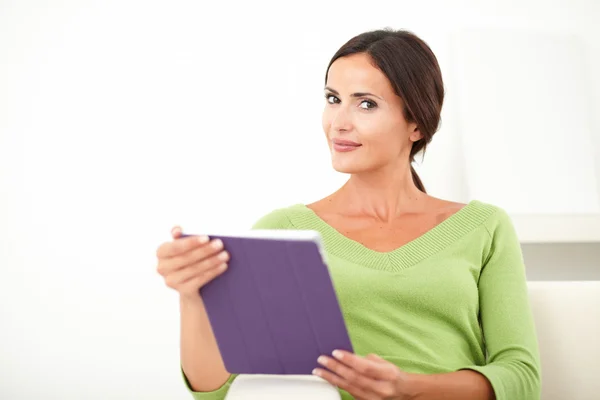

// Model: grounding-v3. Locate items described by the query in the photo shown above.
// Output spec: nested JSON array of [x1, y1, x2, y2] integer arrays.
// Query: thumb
[[171, 225, 183, 239]]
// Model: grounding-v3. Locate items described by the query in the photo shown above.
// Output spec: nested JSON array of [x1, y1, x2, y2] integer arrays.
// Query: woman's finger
[[313, 368, 371, 399], [181, 262, 228, 292], [317, 356, 373, 390], [173, 239, 226, 269], [164, 250, 229, 286], [159, 238, 224, 275], [331, 351, 397, 381], [366, 353, 388, 363], [156, 235, 209, 259], [171, 225, 183, 238]]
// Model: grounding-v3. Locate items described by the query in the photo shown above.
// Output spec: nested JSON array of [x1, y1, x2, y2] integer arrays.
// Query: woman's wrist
[[400, 372, 427, 400], [179, 292, 204, 308], [398, 370, 495, 400]]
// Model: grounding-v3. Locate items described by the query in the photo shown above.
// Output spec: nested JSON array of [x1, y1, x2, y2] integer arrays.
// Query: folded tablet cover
[[191, 232, 353, 375]]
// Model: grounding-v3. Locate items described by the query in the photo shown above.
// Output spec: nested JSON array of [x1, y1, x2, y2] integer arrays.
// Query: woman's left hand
[[313, 350, 418, 400]]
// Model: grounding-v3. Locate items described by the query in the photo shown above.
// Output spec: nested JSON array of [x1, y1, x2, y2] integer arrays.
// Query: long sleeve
[[182, 370, 237, 400], [462, 209, 541, 399]]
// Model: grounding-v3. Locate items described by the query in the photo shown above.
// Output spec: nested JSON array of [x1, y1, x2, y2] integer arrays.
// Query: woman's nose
[[331, 107, 352, 132]]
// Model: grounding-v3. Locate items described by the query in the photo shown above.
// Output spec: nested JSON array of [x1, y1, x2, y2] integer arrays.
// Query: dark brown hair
[[325, 28, 444, 193]]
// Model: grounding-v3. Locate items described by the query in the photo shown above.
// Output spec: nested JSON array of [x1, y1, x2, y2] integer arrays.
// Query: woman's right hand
[[156, 226, 230, 300]]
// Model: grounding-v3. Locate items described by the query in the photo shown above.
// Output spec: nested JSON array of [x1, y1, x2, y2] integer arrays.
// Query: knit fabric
[[183, 199, 541, 400]]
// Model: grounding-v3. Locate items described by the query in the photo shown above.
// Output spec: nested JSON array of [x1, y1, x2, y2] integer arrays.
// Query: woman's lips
[[332, 139, 362, 152]]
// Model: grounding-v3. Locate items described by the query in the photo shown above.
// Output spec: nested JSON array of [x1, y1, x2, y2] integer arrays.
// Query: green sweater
[[182, 199, 541, 399]]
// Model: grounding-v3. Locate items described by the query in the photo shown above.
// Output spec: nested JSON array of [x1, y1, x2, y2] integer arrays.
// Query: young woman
[[155, 28, 541, 400]]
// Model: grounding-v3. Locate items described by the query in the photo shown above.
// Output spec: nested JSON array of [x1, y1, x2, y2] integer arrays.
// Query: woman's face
[[322, 52, 421, 175]]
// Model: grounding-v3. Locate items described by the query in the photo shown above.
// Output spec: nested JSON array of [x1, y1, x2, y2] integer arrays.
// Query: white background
[[1, 1, 599, 399]]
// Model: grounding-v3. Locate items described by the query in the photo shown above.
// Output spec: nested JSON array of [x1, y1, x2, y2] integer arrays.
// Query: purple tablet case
[[182, 232, 353, 375]]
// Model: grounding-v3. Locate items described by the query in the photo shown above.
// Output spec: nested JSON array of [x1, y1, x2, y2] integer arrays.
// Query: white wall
[[1, 0, 599, 399]]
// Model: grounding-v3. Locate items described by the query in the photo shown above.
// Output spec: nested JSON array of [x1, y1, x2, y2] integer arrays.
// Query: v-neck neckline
[[287, 199, 495, 272]]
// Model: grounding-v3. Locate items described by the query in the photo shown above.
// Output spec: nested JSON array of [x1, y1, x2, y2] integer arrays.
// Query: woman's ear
[[410, 125, 423, 142]]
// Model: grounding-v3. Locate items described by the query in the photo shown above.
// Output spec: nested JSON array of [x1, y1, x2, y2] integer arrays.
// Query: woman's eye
[[326, 94, 340, 104], [359, 100, 377, 110]]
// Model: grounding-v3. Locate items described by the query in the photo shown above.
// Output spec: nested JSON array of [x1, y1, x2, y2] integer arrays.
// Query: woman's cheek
[[322, 108, 334, 134]]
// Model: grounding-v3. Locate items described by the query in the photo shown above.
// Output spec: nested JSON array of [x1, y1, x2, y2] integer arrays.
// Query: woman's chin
[[331, 160, 368, 174]]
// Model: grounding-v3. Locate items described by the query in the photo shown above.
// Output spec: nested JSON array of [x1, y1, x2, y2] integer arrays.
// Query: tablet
[[180, 230, 354, 375]]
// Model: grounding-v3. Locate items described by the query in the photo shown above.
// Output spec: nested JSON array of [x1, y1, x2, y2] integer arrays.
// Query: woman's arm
[[314, 351, 495, 400], [180, 208, 294, 398], [456, 208, 541, 400], [180, 295, 233, 393], [409, 369, 494, 400]]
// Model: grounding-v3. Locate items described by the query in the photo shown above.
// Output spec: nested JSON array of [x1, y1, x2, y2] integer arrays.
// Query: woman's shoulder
[[407, 196, 507, 228], [250, 203, 307, 230], [467, 199, 519, 240], [430, 197, 517, 241]]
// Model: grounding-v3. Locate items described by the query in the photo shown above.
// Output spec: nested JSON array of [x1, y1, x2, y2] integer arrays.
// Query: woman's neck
[[331, 164, 430, 222]]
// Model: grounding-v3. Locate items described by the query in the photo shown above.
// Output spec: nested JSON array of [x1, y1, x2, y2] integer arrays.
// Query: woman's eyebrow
[[324, 86, 383, 100]]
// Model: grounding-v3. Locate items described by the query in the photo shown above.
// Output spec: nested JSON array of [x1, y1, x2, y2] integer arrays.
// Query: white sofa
[[226, 281, 600, 400], [528, 281, 600, 400], [226, 374, 340, 400]]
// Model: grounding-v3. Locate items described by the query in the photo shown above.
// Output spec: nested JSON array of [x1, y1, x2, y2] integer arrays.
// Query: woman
[[155, 28, 541, 400]]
